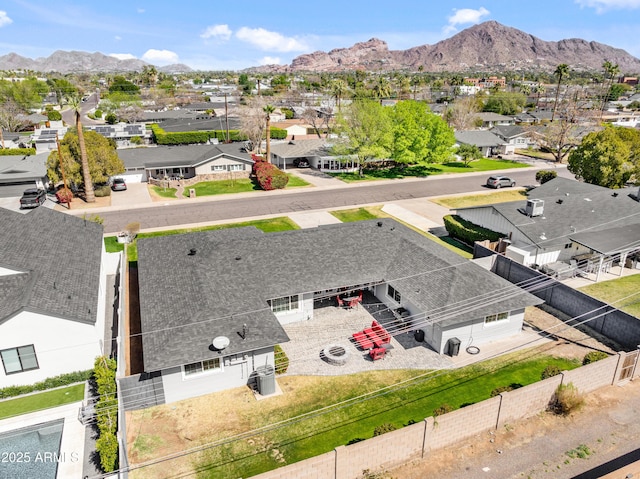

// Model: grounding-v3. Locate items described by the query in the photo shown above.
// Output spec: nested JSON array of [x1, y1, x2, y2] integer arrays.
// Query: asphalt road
[[99, 166, 572, 234]]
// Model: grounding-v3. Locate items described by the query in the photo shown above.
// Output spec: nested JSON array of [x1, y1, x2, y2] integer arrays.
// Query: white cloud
[[110, 53, 137, 60], [0, 10, 13, 27], [258, 56, 281, 65], [236, 27, 308, 52], [200, 24, 232, 41], [137, 8, 145, 13], [575, 0, 640, 12], [114, 35, 122, 41], [444, 7, 490, 34], [142, 49, 179, 65]]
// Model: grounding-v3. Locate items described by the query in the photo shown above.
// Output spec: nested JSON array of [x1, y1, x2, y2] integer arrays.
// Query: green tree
[[457, 143, 483, 166], [482, 91, 527, 115], [551, 64, 570, 122], [600, 61, 620, 117], [47, 130, 125, 190], [534, 83, 546, 109], [568, 126, 635, 188], [334, 99, 392, 176], [330, 78, 349, 111], [390, 100, 455, 165], [47, 78, 77, 107], [108, 75, 140, 95]]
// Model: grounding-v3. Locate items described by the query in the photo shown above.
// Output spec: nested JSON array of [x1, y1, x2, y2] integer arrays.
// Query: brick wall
[[497, 376, 561, 426], [563, 354, 620, 393]]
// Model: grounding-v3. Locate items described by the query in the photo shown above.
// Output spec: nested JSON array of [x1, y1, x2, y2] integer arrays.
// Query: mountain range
[[0, 50, 192, 74], [1, 21, 640, 74]]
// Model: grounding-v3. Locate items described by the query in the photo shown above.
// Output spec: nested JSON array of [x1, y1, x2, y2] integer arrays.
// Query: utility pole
[[224, 93, 230, 143], [0, 128, 4, 149]]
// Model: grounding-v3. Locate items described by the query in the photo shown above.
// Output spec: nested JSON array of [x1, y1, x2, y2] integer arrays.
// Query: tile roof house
[[0, 207, 112, 388], [136, 219, 542, 404], [116, 143, 254, 184], [453, 178, 640, 277]]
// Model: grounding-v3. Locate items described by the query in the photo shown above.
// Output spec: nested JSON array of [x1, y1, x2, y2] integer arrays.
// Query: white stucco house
[[0, 207, 117, 388], [133, 219, 541, 405]]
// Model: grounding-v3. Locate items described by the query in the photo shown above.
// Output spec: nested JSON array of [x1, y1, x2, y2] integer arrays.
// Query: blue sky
[[1, 0, 640, 71]]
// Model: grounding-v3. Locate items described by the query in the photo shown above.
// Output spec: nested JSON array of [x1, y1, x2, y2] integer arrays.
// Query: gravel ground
[[391, 373, 640, 479]]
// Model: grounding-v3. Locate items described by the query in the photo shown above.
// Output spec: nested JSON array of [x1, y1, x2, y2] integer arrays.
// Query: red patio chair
[[336, 296, 345, 308], [369, 347, 386, 361]]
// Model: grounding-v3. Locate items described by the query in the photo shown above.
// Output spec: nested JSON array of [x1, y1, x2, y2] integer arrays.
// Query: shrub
[[94, 356, 118, 472], [433, 404, 453, 417], [373, 423, 397, 436], [0, 148, 36, 156], [443, 215, 504, 245], [130, 135, 142, 145], [46, 110, 62, 121], [541, 365, 562, 380], [94, 185, 111, 197], [105, 112, 118, 124], [490, 383, 523, 397], [96, 432, 118, 472], [150, 123, 249, 145], [253, 155, 289, 190], [582, 351, 609, 365], [0, 370, 92, 399], [552, 382, 584, 415], [274, 345, 289, 374], [535, 170, 558, 184], [281, 107, 294, 119], [94, 109, 103, 118]]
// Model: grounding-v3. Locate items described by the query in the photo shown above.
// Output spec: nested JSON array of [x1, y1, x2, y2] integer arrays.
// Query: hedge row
[[252, 155, 289, 190], [0, 369, 93, 400], [0, 148, 36, 156], [150, 124, 286, 146], [94, 356, 118, 473], [443, 214, 504, 245]]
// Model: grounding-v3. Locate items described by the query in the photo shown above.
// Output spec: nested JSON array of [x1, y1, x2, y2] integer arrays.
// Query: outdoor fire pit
[[322, 343, 350, 366]]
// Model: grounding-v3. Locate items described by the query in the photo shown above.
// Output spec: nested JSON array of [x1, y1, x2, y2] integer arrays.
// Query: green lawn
[[193, 353, 579, 479], [285, 173, 311, 187], [330, 207, 382, 222], [126, 217, 300, 262], [151, 185, 178, 198], [182, 175, 310, 198], [0, 384, 85, 420], [332, 158, 529, 182], [432, 189, 529, 209], [578, 275, 640, 317], [104, 236, 125, 253]]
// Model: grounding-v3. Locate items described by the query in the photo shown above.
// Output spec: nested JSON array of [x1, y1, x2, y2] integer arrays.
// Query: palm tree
[[330, 79, 348, 111], [69, 95, 95, 203], [263, 104, 275, 164], [534, 83, 546, 109], [551, 64, 569, 122], [371, 76, 392, 103], [600, 61, 620, 119]]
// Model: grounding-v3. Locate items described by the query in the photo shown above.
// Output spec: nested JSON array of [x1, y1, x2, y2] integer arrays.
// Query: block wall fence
[[251, 353, 638, 479]]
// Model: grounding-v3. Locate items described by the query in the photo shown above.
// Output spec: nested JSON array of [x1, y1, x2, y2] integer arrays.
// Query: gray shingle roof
[[137, 219, 541, 371], [0, 152, 48, 183], [0, 207, 103, 325], [117, 144, 253, 169], [455, 130, 505, 147], [269, 139, 329, 159], [456, 178, 640, 248], [569, 223, 640, 255], [490, 125, 526, 140]]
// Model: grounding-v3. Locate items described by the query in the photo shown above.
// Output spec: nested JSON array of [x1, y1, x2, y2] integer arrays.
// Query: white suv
[[486, 176, 516, 188]]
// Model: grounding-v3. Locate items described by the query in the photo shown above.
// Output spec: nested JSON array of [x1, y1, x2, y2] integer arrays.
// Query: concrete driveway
[[110, 182, 152, 208]]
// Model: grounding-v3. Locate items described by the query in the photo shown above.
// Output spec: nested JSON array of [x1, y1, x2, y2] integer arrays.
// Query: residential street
[[88, 164, 571, 234]]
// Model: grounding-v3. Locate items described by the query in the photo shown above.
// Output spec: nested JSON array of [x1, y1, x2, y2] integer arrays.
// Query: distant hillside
[[0, 50, 193, 74], [254, 21, 640, 74]]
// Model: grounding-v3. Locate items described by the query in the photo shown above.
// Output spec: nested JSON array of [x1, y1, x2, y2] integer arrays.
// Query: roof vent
[[188, 248, 197, 256], [612, 192, 619, 197], [556, 199, 563, 204], [377, 221, 383, 227], [235, 256, 241, 260]]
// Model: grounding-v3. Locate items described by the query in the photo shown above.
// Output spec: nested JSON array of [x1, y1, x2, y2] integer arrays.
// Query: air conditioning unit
[[525, 199, 545, 217]]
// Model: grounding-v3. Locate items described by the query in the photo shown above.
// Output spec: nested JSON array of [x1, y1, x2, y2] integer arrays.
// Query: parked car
[[19, 188, 47, 209], [111, 178, 127, 191], [293, 158, 310, 168], [486, 176, 516, 188]]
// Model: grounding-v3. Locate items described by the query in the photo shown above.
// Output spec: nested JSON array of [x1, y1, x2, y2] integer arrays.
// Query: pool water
[[0, 418, 64, 479]]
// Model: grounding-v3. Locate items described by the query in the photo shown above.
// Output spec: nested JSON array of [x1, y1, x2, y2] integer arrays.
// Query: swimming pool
[[0, 418, 64, 479]]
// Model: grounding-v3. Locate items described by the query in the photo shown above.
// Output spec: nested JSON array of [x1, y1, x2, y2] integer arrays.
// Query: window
[[229, 164, 244, 171], [387, 284, 401, 303], [212, 165, 225, 171], [183, 358, 221, 377], [1, 345, 39, 375], [484, 312, 509, 325], [268, 295, 299, 313]]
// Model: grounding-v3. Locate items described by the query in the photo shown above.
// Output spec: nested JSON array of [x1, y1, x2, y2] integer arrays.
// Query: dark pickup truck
[[19, 188, 47, 209]]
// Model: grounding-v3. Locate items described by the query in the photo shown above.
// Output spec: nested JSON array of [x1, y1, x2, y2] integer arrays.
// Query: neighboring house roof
[[456, 178, 640, 249], [117, 144, 253, 169], [88, 123, 148, 139], [0, 153, 48, 184], [137, 219, 541, 372], [269, 138, 330, 159], [569, 224, 640, 255], [0, 207, 103, 325], [455, 130, 505, 148], [490, 125, 527, 141], [1, 130, 20, 142], [475, 112, 514, 122]]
